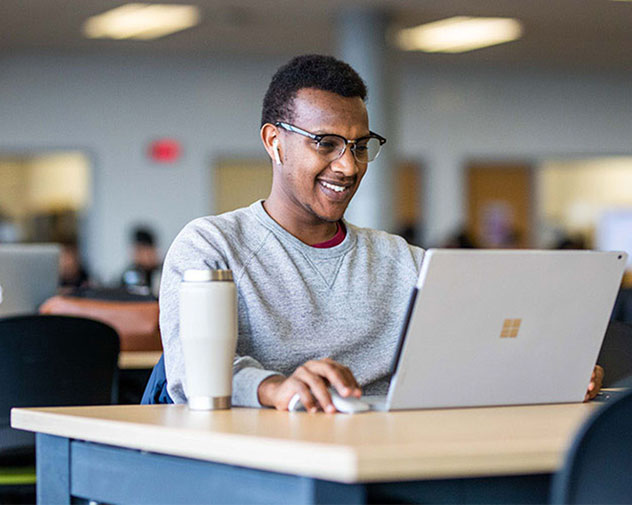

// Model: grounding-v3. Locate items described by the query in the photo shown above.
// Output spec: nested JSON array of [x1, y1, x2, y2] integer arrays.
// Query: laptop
[[0, 243, 60, 317], [361, 249, 628, 411]]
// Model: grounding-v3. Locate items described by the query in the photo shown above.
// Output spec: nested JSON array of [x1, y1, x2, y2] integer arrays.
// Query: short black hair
[[261, 54, 367, 127], [132, 226, 156, 247]]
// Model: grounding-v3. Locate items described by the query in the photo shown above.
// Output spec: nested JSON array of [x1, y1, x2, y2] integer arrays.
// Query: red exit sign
[[148, 138, 181, 163]]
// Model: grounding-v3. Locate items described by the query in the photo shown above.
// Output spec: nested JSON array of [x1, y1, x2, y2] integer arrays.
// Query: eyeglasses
[[275, 122, 386, 163]]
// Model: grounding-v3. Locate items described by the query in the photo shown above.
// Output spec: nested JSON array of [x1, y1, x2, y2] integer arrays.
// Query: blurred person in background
[[553, 232, 586, 250], [397, 221, 422, 247], [121, 226, 162, 296], [0, 208, 19, 243], [58, 237, 90, 292], [442, 228, 478, 249]]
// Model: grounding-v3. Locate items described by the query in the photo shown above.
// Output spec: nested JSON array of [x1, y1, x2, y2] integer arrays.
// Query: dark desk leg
[[36, 434, 70, 505]]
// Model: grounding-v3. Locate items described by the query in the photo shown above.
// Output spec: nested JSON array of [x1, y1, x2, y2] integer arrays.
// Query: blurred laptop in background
[[0, 244, 60, 317]]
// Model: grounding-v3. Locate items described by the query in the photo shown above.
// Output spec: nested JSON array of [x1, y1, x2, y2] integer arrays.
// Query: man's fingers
[[285, 359, 362, 413], [293, 366, 335, 413], [279, 379, 312, 411], [585, 365, 604, 403], [331, 362, 362, 396], [298, 389, 318, 413], [305, 360, 361, 397]]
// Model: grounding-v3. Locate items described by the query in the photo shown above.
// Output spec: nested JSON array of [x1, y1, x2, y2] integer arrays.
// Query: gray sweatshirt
[[160, 201, 425, 406]]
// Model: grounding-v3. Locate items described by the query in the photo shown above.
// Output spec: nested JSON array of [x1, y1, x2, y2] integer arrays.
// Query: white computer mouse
[[288, 388, 370, 414]]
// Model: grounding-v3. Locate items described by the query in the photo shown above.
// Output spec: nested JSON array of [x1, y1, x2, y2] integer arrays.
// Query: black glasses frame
[[275, 121, 386, 163]]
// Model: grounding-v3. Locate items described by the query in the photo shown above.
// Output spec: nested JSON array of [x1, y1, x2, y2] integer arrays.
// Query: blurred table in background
[[40, 288, 162, 405], [118, 351, 161, 370]]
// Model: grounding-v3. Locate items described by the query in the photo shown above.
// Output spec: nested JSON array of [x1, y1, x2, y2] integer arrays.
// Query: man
[[121, 226, 161, 296], [160, 54, 602, 412], [58, 237, 90, 292]]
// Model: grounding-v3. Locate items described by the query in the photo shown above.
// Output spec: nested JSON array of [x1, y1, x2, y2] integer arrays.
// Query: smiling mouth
[[316, 177, 357, 203], [320, 180, 348, 193]]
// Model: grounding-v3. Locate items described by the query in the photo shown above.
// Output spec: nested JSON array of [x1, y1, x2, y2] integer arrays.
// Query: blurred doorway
[[538, 156, 632, 255], [394, 160, 423, 246], [467, 162, 533, 248], [213, 158, 271, 214], [0, 151, 91, 244]]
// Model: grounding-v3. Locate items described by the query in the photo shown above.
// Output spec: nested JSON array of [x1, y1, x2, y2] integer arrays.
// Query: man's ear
[[261, 123, 281, 165]]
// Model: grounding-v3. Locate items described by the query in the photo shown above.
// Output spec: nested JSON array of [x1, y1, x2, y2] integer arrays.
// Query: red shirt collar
[[311, 222, 347, 248]]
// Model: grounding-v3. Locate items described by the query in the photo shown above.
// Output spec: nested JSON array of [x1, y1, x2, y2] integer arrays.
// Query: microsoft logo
[[500, 318, 521, 338]]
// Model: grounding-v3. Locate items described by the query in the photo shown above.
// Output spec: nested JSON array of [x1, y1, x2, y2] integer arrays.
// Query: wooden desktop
[[11, 401, 597, 504]]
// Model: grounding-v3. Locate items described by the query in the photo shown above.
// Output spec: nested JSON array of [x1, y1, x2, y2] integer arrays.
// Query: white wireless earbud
[[272, 139, 281, 164]]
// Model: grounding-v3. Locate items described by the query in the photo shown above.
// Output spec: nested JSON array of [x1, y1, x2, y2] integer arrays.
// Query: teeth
[[320, 181, 346, 193]]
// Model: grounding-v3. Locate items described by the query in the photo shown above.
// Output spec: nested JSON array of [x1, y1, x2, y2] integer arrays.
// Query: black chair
[[0, 315, 119, 502], [550, 388, 632, 504], [597, 320, 632, 387]]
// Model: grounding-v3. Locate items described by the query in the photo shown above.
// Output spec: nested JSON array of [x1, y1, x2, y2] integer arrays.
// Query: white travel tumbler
[[179, 269, 237, 410]]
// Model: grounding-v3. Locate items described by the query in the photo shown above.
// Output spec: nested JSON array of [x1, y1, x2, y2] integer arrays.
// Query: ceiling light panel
[[83, 3, 200, 41], [396, 16, 524, 53]]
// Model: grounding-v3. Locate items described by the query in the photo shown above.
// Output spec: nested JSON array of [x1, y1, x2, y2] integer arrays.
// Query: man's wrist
[[257, 374, 285, 407]]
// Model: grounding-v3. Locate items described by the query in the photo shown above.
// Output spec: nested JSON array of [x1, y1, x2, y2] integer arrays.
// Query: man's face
[[134, 244, 158, 270], [273, 88, 370, 224]]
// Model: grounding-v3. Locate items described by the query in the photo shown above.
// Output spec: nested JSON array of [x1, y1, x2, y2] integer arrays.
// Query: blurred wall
[[0, 53, 284, 282], [398, 64, 632, 244], [1, 53, 632, 280]]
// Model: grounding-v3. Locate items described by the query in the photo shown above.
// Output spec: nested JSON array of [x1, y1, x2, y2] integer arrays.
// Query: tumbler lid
[[183, 269, 233, 282]]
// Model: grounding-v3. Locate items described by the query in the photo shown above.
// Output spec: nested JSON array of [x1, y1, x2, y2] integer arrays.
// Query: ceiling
[[2, 0, 632, 70]]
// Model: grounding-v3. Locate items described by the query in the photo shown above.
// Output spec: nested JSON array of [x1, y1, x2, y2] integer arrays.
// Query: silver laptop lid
[[387, 249, 627, 410], [0, 243, 60, 317]]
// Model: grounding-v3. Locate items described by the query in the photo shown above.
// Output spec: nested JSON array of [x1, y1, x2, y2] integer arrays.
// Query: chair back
[[0, 315, 119, 464], [550, 388, 632, 503]]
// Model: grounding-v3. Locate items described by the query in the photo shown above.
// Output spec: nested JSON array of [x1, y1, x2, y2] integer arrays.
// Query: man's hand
[[584, 365, 604, 402], [257, 358, 362, 413]]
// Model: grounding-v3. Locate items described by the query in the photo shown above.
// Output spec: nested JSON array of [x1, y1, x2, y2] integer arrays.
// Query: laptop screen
[[0, 244, 60, 317], [389, 286, 419, 376]]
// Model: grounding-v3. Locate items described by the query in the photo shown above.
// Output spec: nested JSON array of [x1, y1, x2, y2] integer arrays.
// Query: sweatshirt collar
[[249, 200, 356, 258]]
